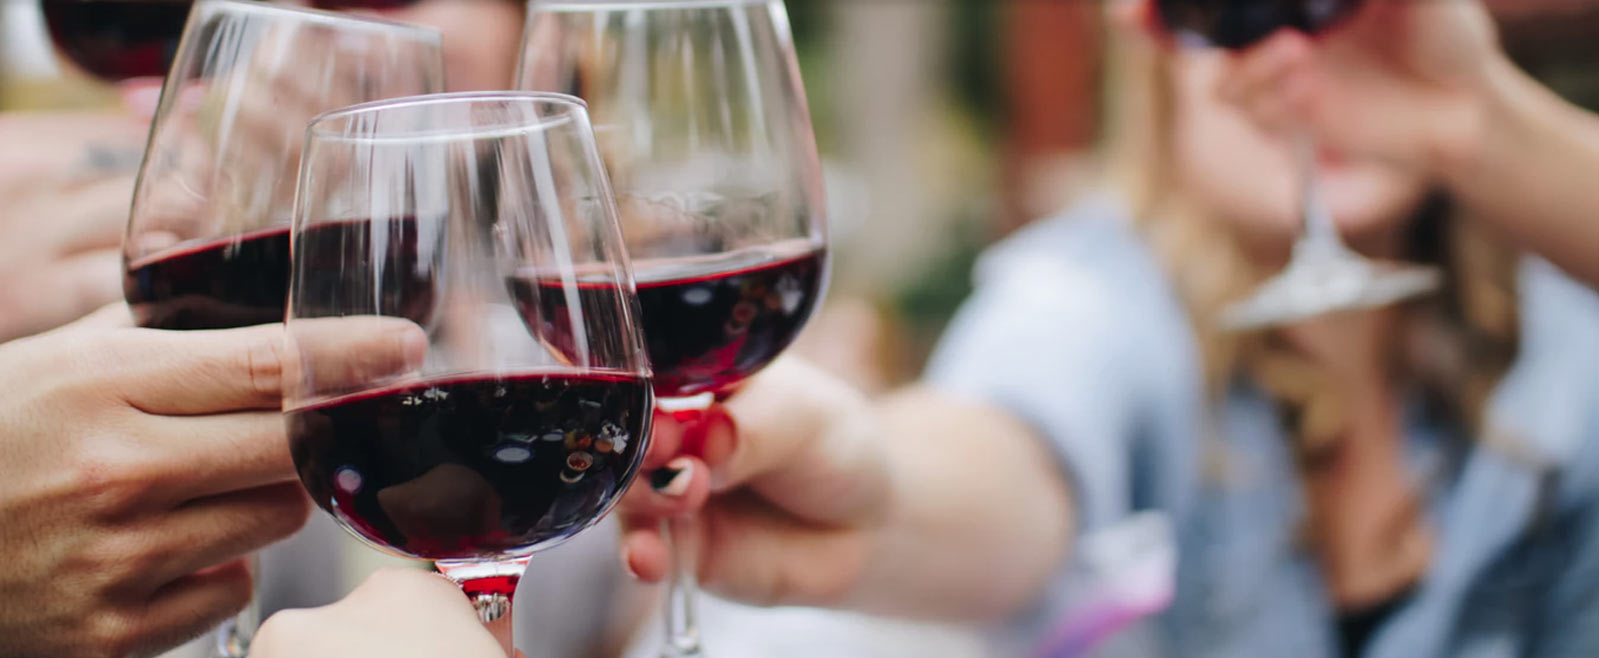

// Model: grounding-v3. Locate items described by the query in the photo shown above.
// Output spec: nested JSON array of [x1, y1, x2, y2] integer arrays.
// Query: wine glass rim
[[193, 0, 443, 41], [306, 91, 591, 143], [536, 0, 776, 11]]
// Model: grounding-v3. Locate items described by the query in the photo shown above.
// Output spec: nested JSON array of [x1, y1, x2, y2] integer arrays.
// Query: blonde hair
[[1097, 18, 1520, 455]]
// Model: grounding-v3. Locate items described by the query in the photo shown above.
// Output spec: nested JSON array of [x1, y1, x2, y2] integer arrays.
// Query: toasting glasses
[[518, 2, 829, 656], [119, 3, 441, 654], [1154, 0, 1440, 330], [285, 91, 654, 657]]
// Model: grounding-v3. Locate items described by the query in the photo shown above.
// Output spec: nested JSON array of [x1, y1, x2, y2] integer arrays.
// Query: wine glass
[[1154, 0, 1441, 330], [120, 2, 441, 655], [285, 91, 654, 657], [517, 2, 829, 656], [40, 0, 194, 83]]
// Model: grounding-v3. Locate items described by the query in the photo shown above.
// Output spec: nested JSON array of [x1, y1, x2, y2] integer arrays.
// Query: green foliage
[[949, 0, 1004, 138]]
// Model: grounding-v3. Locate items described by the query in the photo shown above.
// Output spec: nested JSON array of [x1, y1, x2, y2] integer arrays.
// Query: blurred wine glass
[[518, 2, 828, 655], [1154, 0, 1440, 330]]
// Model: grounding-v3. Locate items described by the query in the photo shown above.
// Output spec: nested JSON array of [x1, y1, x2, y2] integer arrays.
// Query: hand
[[617, 358, 891, 607], [1190, 0, 1504, 173], [252, 569, 512, 658], [0, 315, 425, 658], [0, 112, 148, 342]]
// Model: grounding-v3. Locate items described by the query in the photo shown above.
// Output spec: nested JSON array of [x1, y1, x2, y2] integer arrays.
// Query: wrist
[[1426, 53, 1530, 183]]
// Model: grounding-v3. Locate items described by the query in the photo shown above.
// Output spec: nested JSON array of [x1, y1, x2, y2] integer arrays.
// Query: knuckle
[[244, 336, 285, 401], [84, 609, 141, 658], [69, 451, 160, 520], [88, 532, 162, 586]]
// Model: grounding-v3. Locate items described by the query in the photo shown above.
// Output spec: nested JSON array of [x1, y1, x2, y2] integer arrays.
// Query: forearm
[[843, 387, 1075, 621], [1440, 56, 1599, 287]]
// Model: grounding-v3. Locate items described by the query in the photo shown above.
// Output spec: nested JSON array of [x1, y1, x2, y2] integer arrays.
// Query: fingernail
[[650, 458, 694, 497]]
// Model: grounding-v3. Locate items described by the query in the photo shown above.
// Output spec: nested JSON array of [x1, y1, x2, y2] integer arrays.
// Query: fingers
[[0, 249, 122, 341], [68, 302, 136, 331], [619, 456, 709, 518], [143, 410, 299, 503], [136, 482, 311, 588], [113, 324, 291, 414], [118, 317, 426, 416], [339, 569, 472, 620], [642, 408, 685, 470], [1217, 29, 1313, 105], [254, 568, 504, 658], [618, 514, 669, 582], [114, 559, 253, 658], [283, 316, 430, 400], [695, 492, 866, 608], [43, 174, 138, 254]]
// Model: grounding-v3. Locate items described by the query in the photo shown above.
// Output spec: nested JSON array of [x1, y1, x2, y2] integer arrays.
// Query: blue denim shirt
[[925, 196, 1599, 658]]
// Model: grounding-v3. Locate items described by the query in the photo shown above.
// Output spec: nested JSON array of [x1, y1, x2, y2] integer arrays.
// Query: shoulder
[[960, 194, 1192, 352], [1492, 259, 1599, 505], [924, 194, 1202, 432]]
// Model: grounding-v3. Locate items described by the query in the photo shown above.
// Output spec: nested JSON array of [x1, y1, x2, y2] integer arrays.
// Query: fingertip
[[643, 409, 685, 469], [692, 405, 738, 469], [621, 527, 668, 582]]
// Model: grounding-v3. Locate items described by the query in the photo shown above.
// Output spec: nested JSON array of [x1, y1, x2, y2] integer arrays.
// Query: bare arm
[[617, 359, 1076, 622], [1437, 58, 1599, 287]]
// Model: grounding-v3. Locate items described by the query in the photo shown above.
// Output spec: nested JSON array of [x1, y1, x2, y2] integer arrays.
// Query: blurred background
[[5, 0, 1599, 655]]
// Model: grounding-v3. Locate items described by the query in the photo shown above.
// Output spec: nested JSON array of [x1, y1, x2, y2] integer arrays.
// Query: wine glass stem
[[438, 559, 528, 657], [662, 514, 705, 657], [656, 394, 713, 657], [1295, 132, 1343, 252]]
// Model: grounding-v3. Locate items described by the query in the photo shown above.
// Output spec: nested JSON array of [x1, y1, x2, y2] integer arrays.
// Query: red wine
[[124, 227, 291, 330], [42, 0, 193, 82], [125, 218, 434, 331], [1155, 0, 1363, 50], [510, 243, 825, 398], [287, 372, 652, 560]]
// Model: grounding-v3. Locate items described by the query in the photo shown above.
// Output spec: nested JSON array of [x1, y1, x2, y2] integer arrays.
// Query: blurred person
[[0, 311, 425, 658], [607, 1, 1599, 657], [1214, 0, 1599, 288]]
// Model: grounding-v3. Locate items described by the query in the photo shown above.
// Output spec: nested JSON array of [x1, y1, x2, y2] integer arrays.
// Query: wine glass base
[[1220, 257, 1442, 331], [660, 644, 706, 658], [209, 619, 247, 658]]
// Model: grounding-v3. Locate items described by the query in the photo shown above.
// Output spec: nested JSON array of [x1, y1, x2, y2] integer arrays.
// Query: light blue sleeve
[[1520, 260, 1599, 657], [923, 249, 1145, 533]]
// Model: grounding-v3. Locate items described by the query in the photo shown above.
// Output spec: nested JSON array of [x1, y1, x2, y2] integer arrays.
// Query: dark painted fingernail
[[650, 458, 693, 497]]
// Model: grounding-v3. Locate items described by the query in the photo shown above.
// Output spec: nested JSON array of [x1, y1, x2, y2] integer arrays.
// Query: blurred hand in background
[[0, 111, 145, 342]]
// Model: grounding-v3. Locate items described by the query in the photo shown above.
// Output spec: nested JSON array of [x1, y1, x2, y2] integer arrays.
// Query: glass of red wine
[[119, 3, 441, 655], [517, 2, 828, 655], [40, 0, 197, 83], [285, 91, 654, 657], [1153, 0, 1440, 330]]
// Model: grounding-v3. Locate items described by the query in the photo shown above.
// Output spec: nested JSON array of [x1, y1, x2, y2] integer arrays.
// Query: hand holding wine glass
[[0, 316, 424, 658], [1196, 0, 1502, 173], [518, 3, 829, 654], [0, 112, 147, 341]]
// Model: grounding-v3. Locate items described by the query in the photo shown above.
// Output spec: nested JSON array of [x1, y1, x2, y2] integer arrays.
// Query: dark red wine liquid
[[125, 218, 434, 330], [42, 0, 192, 81], [510, 244, 825, 398], [124, 227, 291, 330], [288, 372, 652, 560]]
